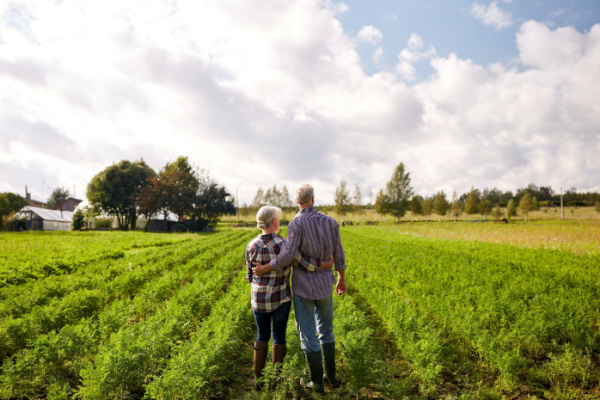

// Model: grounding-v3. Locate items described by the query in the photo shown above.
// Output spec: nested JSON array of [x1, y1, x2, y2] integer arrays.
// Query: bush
[[72, 209, 85, 231]]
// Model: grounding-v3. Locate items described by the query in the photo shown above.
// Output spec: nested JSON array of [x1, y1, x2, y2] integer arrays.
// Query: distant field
[[0, 222, 598, 399]]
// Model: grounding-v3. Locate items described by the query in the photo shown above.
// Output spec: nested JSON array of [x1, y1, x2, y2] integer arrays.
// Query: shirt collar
[[299, 207, 318, 214]]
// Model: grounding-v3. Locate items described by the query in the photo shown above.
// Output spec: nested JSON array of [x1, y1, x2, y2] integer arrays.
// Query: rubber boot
[[301, 350, 325, 393], [272, 343, 286, 390], [322, 341, 341, 388], [253, 341, 269, 390]]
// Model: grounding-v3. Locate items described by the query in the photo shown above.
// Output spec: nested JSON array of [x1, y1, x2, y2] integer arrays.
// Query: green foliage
[[251, 185, 293, 208], [518, 192, 534, 220], [2, 228, 600, 399], [45, 187, 70, 210], [492, 204, 503, 220], [71, 208, 85, 230], [422, 197, 433, 220], [506, 199, 517, 219], [384, 162, 413, 222], [433, 191, 450, 216], [465, 188, 480, 215], [334, 179, 353, 220], [0, 192, 27, 230], [374, 189, 390, 219], [87, 159, 154, 230], [479, 198, 492, 217], [342, 227, 600, 395], [410, 195, 423, 216]]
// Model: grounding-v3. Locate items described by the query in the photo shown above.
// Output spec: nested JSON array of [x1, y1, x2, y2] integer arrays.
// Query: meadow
[[0, 215, 598, 399]]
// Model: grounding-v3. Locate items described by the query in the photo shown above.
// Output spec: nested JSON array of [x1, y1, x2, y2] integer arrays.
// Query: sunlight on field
[[227, 207, 600, 255]]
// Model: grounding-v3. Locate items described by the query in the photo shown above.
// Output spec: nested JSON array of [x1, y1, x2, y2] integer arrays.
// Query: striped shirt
[[271, 207, 346, 300], [245, 233, 321, 312]]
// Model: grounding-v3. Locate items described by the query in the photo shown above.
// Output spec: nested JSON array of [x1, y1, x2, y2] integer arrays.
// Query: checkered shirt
[[246, 233, 320, 312]]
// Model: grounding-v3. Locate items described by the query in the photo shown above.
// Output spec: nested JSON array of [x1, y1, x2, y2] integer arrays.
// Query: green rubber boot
[[322, 342, 341, 388], [301, 350, 325, 393]]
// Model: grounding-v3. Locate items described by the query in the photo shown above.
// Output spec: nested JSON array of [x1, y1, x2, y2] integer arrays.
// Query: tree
[[384, 162, 413, 223], [353, 184, 362, 213], [506, 199, 517, 221], [87, 159, 154, 230], [479, 199, 492, 221], [465, 188, 480, 216], [251, 185, 292, 208], [450, 190, 461, 221], [252, 187, 265, 207], [374, 189, 391, 221], [492, 204, 503, 220], [71, 208, 85, 231], [422, 198, 433, 222], [410, 195, 423, 219], [45, 187, 70, 210], [518, 192, 533, 222], [160, 156, 200, 222], [192, 182, 236, 228], [0, 192, 28, 230], [281, 186, 293, 208], [433, 191, 450, 218], [334, 179, 352, 222], [596, 200, 600, 213]]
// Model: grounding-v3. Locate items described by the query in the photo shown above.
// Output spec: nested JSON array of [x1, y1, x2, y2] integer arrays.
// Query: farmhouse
[[14, 206, 74, 231], [54, 197, 83, 212]]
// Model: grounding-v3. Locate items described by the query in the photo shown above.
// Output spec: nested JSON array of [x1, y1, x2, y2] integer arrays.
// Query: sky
[[1, 0, 599, 206]]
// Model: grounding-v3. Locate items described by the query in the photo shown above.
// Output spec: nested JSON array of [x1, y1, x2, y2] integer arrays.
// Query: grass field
[[0, 218, 598, 399]]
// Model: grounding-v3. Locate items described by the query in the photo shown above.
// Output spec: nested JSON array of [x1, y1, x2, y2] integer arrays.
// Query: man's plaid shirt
[[246, 233, 320, 313]]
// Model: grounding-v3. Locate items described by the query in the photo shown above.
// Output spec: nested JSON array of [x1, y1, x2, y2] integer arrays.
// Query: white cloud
[[471, 1, 514, 30], [372, 47, 384, 64], [356, 25, 383, 44], [396, 34, 437, 81], [0, 2, 599, 205]]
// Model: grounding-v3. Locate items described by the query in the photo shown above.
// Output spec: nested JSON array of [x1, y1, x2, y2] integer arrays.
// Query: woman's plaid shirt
[[245, 233, 320, 313]]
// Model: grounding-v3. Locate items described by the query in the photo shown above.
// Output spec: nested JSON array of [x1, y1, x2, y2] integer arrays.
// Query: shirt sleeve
[[294, 253, 321, 272], [271, 222, 301, 271], [245, 246, 253, 283], [332, 223, 346, 271]]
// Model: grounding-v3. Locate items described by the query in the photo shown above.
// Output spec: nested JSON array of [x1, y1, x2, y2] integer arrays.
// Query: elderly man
[[253, 183, 346, 393]]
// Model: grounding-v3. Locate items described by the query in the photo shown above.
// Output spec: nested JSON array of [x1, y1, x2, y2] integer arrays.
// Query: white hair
[[256, 206, 281, 230], [295, 183, 314, 204]]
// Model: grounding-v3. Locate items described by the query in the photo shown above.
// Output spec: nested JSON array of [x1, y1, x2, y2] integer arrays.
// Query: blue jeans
[[253, 300, 291, 345], [293, 293, 334, 353]]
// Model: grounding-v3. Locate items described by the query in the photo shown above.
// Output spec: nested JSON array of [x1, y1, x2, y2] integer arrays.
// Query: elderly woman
[[245, 205, 333, 389]]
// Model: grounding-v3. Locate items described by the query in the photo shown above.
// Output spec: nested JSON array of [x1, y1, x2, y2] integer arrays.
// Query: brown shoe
[[253, 341, 269, 390]]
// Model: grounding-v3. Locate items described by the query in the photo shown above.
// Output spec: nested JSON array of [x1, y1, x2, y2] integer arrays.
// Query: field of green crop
[[0, 226, 598, 399]]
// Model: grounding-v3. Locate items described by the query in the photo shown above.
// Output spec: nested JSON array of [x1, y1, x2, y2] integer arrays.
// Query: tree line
[[84, 157, 235, 231], [333, 163, 600, 223]]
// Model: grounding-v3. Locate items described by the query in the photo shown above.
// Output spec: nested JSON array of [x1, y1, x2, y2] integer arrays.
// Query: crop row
[[0, 232, 244, 360], [0, 230, 239, 317], [0, 231, 255, 398], [0, 231, 190, 287], [342, 228, 600, 396]]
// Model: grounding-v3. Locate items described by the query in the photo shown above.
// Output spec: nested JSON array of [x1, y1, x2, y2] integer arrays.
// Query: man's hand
[[252, 262, 272, 277], [336, 278, 346, 296]]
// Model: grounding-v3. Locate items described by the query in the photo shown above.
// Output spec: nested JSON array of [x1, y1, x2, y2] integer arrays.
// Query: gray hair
[[256, 206, 282, 230], [295, 183, 314, 204]]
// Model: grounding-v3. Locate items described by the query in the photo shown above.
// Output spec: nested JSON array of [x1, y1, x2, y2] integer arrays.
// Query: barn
[[14, 206, 74, 231]]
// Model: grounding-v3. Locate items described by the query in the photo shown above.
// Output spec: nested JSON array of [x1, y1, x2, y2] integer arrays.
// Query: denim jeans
[[293, 293, 334, 353], [253, 300, 291, 345]]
